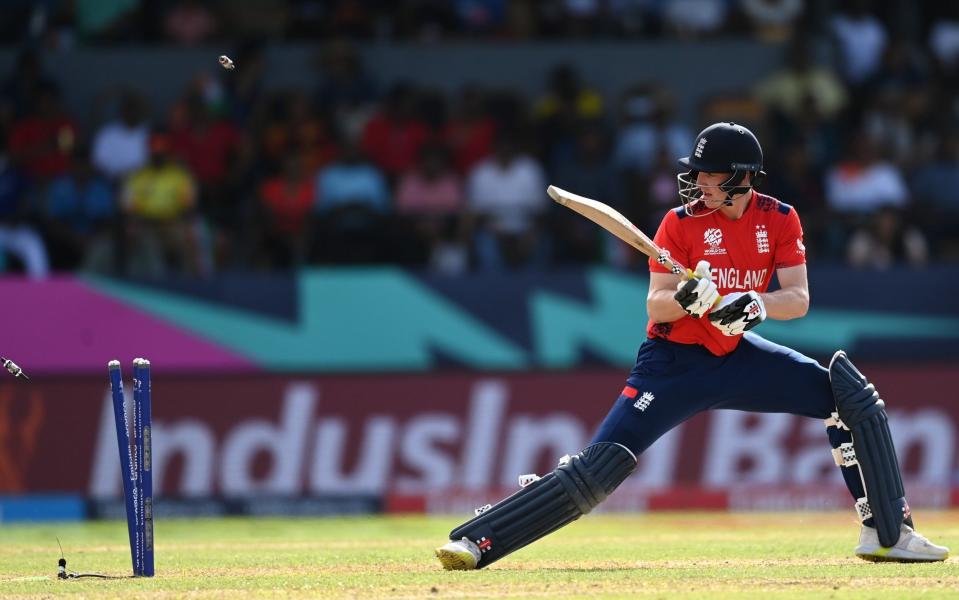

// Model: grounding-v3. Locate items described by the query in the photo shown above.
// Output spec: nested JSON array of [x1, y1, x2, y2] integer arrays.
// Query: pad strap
[[826, 417, 872, 526], [831, 443, 857, 468], [824, 412, 848, 430], [855, 497, 873, 521]]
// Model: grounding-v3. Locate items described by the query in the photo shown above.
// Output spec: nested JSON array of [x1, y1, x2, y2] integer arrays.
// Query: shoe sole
[[856, 548, 949, 563], [435, 548, 477, 570]]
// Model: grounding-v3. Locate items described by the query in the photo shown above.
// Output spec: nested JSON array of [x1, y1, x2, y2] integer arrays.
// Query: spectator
[[644, 146, 684, 225], [641, 146, 683, 223], [122, 133, 209, 276], [170, 89, 244, 224], [255, 154, 315, 268], [604, 0, 657, 36], [825, 131, 908, 215], [503, 0, 538, 39], [92, 91, 150, 180], [549, 125, 617, 264], [660, 0, 729, 39], [755, 38, 847, 123], [553, 0, 606, 38], [867, 37, 931, 95], [847, 205, 928, 269], [928, 5, 959, 88], [830, 0, 888, 87], [466, 131, 547, 270], [314, 39, 378, 143], [40, 2, 80, 51], [444, 85, 496, 174], [910, 133, 959, 258], [824, 130, 908, 259], [223, 41, 267, 126], [259, 90, 339, 175], [291, 91, 342, 175], [740, 0, 803, 42], [762, 140, 827, 258], [929, 6, 959, 64], [8, 82, 78, 182], [755, 40, 847, 168], [42, 147, 115, 271], [418, 87, 449, 137], [613, 84, 692, 174], [0, 142, 49, 278], [215, 0, 288, 39], [313, 139, 390, 263], [0, 49, 56, 121], [396, 142, 464, 215], [164, 0, 219, 45], [395, 142, 467, 272], [533, 63, 605, 171], [315, 140, 390, 213], [323, 0, 380, 38], [455, 0, 508, 35], [393, 0, 459, 40], [767, 92, 843, 171], [861, 39, 933, 166], [861, 88, 914, 167], [360, 82, 430, 178]]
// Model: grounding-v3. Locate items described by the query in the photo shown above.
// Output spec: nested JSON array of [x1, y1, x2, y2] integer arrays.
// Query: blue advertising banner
[[2, 266, 957, 374]]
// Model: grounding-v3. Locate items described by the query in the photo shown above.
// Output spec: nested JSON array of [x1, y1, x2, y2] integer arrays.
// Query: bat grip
[[683, 268, 723, 307]]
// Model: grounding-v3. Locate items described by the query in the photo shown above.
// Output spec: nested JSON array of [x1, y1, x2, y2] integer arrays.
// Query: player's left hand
[[708, 291, 766, 336], [674, 260, 718, 318]]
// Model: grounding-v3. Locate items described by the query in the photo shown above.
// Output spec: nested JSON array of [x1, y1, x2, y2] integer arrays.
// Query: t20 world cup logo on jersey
[[703, 228, 726, 256]]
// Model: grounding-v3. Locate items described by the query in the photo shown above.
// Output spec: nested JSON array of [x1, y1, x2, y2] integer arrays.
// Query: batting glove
[[708, 291, 766, 336], [673, 260, 718, 318]]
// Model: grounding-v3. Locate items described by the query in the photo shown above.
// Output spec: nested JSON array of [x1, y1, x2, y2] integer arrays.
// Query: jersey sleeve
[[648, 209, 689, 273], [774, 206, 807, 269]]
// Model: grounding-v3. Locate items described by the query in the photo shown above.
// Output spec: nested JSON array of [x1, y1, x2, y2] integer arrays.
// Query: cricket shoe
[[855, 523, 950, 562], [435, 537, 481, 570]]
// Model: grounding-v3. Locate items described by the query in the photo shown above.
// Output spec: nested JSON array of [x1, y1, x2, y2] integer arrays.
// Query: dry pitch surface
[[1, 511, 958, 599]]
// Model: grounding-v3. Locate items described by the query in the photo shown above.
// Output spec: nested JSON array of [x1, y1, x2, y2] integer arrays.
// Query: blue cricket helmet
[[677, 122, 766, 216]]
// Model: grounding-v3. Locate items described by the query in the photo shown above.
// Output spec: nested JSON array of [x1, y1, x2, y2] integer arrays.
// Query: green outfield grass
[[1, 511, 957, 599]]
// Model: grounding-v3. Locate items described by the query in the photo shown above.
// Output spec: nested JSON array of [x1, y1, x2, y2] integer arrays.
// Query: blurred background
[[1, 0, 958, 523]]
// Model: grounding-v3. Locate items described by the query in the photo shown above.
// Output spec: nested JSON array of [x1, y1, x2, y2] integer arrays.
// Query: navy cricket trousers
[[592, 332, 835, 456]]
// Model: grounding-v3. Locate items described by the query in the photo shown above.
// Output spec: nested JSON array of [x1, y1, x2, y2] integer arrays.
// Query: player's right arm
[[647, 271, 688, 322], [647, 209, 704, 322]]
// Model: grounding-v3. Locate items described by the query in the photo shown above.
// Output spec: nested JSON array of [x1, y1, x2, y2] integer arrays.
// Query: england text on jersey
[[711, 267, 768, 290]]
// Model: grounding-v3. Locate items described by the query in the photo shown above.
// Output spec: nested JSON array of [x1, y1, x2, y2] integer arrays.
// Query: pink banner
[[2, 365, 957, 512], [0, 278, 253, 374]]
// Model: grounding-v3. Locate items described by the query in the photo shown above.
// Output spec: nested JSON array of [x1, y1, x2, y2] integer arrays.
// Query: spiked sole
[[435, 547, 477, 570]]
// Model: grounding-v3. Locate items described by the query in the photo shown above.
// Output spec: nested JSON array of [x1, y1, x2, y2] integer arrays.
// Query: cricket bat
[[547, 185, 690, 278]]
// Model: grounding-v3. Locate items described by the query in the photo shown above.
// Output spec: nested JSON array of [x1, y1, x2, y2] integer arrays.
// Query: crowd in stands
[[0, 0, 842, 46], [1, 1, 959, 278]]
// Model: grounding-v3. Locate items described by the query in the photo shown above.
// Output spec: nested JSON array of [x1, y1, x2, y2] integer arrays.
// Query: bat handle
[[682, 269, 723, 307]]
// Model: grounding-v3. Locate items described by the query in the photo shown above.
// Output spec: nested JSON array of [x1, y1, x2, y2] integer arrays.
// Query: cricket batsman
[[435, 122, 949, 569]]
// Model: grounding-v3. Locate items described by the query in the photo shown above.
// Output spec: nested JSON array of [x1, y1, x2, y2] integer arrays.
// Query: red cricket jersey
[[646, 191, 806, 356]]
